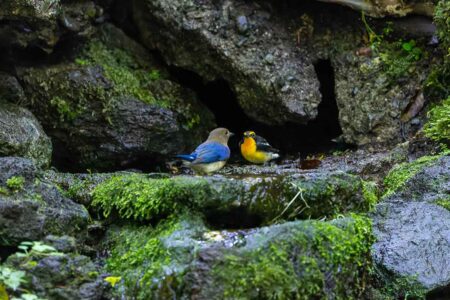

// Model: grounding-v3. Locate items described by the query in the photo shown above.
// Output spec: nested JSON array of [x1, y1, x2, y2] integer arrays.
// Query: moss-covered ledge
[[91, 171, 378, 225], [103, 214, 374, 299]]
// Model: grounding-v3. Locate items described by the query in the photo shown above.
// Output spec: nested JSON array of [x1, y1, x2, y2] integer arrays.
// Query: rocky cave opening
[[169, 58, 348, 162]]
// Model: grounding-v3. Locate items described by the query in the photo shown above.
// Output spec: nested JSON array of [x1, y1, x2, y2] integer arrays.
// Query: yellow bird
[[240, 131, 280, 164]]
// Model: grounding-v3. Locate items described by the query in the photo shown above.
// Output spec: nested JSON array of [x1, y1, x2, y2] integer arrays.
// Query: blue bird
[[176, 128, 233, 174]]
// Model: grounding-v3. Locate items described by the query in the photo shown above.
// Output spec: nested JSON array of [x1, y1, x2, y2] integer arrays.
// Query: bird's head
[[243, 131, 256, 139], [207, 127, 234, 144]]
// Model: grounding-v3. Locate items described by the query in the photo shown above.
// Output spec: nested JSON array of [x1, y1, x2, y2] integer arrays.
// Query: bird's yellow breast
[[240, 137, 270, 164]]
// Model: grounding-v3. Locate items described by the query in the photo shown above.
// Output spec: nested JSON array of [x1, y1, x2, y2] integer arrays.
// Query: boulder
[[88, 169, 377, 226], [104, 213, 373, 299], [372, 155, 450, 296], [0, 0, 98, 53], [0, 102, 52, 169], [17, 23, 215, 171], [132, 0, 322, 125], [0, 157, 89, 245]]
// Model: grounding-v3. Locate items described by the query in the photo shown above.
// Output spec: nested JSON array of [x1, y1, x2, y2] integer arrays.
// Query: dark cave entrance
[[169, 58, 346, 160]]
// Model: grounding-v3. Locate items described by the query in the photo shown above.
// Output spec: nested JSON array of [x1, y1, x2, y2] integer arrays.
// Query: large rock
[[132, 0, 321, 125], [85, 169, 377, 226], [104, 213, 373, 299], [0, 157, 89, 245], [18, 23, 215, 171], [372, 155, 450, 295], [0, 0, 98, 53], [0, 102, 52, 168], [305, 5, 435, 145]]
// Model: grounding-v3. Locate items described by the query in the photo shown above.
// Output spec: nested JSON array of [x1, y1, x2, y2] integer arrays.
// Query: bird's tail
[[175, 154, 196, 162], [271, 153, 280, 160]]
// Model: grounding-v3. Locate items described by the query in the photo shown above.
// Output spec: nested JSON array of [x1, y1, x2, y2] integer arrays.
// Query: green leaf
[[31, 243, 56, 253], [21, 294, 40, 300], [17, 246, 29, 252], [3, 270, 25, 291], [19, 242, 33, 246]]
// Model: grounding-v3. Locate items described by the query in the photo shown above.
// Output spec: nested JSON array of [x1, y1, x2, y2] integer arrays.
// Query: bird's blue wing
[[175, 154, 197, 162], [192, 141, 230, 164]]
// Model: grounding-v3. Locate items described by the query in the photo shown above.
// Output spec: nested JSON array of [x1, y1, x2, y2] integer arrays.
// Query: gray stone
[[0, 157, 89, 245], [132, 0, 321, 125], [372, 155, 450, 293], [0, 72, 25, 102], [0, 102, 52, 168], [0, 0, 98, 53]]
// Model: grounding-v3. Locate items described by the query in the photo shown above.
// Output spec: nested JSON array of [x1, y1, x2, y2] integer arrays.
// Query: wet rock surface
[[0, 102, 52, 168], [0, 157, 89, 245], [132, 0, 322, 125], [104, 213, 373, 299], [372, 155, 450, 294]]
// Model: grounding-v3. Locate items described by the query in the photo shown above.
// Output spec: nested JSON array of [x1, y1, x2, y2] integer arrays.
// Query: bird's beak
[[229, 132, 235, 137]]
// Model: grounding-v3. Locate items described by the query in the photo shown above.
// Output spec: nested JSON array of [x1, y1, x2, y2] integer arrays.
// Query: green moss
[[105, 213, 205, 299], [91, 174, 212, 221], [370, 266, 428, 300], [425, 1, 450, 100], [383, 154, 443, 197], [6, 176, 25, 192], [213, 215, 374, 299], [0, 187, 9, 196], [50, 96, 81, 122], [361, 180, 379, 210], [423, 96, 450, 145], [79, 41, 166, 108], [436, 197, 450, 211], [361, 15, 427, 83], [435, 0, 450, 55]]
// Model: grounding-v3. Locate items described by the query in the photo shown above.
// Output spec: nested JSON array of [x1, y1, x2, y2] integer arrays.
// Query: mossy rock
[[0, 157, 89, 245], [17, 23, 214, 171], [91, 171, 378, 225], [372, 154, 450, 294], [104, 214, 374, 299]]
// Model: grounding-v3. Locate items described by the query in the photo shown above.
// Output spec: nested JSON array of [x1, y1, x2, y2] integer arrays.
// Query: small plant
[[50, 96, 80, 122], [148, 69, 161, 80], [16, 241, 63, 259], [6, 176, 25, 192], [436, 198, 450, 211], [0, 241, 56, 300], [0, 186, 9, 195], [361, 12, 424, 81], [0, 266, 25, 291], [423, 97, 450, 145], [104, 276, 122, 287]]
